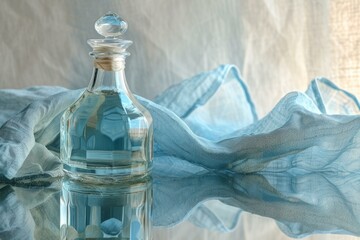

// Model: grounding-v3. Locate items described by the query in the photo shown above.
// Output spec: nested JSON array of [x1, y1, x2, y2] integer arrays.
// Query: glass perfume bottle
[[60, 12, 153, 182]]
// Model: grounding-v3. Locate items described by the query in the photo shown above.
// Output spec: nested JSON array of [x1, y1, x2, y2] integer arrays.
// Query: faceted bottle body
[[60, 12, 153, 182], [61, 88, 153, 182]]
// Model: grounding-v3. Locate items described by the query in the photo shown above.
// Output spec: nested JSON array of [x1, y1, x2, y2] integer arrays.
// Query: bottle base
[[63, 163, 151, 184]]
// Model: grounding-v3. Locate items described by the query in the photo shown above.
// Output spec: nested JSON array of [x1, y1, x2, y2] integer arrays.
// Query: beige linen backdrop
[[0, 1, 359, 240]]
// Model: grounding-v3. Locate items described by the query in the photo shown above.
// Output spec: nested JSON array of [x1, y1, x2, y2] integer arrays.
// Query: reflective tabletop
[[1, 169, 360, 240]]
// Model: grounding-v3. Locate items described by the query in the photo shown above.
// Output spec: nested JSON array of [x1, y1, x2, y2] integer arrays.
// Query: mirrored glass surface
[[1, 169, 360, 240]]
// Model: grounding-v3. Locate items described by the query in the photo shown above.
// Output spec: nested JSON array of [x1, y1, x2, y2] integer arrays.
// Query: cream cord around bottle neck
[[94, 57, 125, 71], [89, 12, 131, 72]]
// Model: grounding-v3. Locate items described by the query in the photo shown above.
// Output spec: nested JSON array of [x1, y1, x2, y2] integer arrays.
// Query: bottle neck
[[87, 57, 130, 94]]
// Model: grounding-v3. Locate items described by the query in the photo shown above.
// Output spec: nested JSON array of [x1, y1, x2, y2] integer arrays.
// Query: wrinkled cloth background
[[0, 1, 360, 240], [1, 67, 360, 240], [1, 0, 359, 118]]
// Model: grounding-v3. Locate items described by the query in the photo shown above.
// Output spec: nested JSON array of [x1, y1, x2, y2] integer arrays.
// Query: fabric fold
[[0, 65, 359, 181], [1, 69, 360, 237]]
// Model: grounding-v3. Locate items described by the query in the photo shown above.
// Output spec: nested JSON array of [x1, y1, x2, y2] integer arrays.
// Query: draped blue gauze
[[1, 64, 360, 236], [0, 64, 359, 180]]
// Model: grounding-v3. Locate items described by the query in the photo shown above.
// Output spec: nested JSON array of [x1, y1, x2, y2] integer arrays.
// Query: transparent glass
[[60, 64, 153, 182], [60, 177, 152, 240], [60, 12, 153, 183]]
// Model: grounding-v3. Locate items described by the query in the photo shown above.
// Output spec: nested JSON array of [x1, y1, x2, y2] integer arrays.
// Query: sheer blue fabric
[[0, 64, 360, 236], [0, 64, 359, 180]]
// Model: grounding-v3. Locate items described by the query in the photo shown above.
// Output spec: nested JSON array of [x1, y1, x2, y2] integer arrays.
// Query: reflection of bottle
[[60, 177, 152, 240], [60, 12, 153, 182]]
